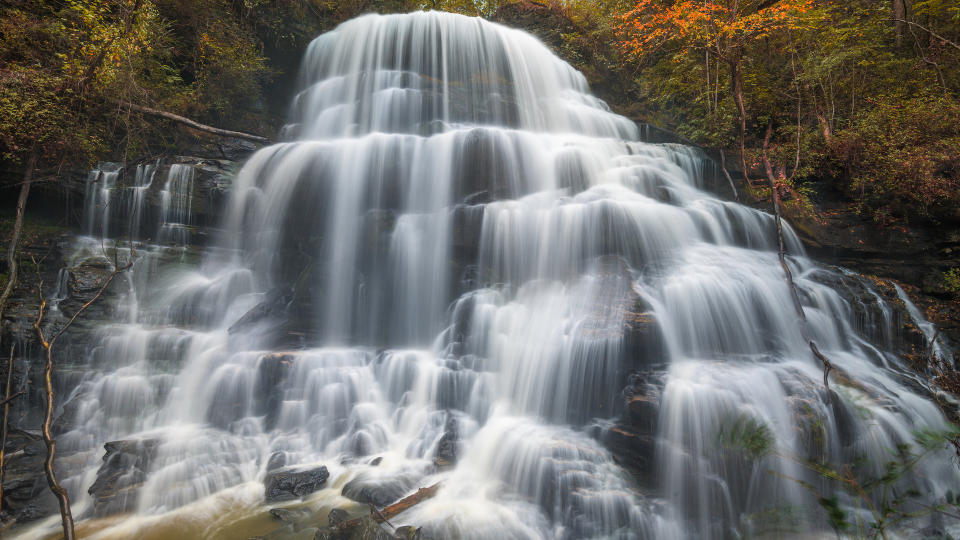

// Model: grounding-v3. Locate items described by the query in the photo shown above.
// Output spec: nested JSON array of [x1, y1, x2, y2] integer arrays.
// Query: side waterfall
[[17, 11, 959, 540]]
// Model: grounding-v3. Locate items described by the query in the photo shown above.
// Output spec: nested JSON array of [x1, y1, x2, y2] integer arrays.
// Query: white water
[[18, 11, 959, 540]]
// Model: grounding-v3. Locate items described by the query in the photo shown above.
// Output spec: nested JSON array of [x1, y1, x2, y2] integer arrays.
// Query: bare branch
[[0, 392, 24, 409], [121, 102, 270, 144], [893, 18, 960, 52], [30, 235, 137, 540]]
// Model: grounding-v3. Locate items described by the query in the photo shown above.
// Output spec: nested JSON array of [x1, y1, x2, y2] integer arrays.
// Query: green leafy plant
[[944, 268, 960, 296], [716, 412, 960, 539]]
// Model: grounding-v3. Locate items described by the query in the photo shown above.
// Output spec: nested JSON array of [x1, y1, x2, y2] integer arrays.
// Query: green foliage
[[716, 413, 775, 460], [833, 93, 960, 223], [797, 427, 960, 538], [817, 495, 851, 534], [616, 0, 960, 224], [0, 0, 343, 174], [944, 268, 960, 296]]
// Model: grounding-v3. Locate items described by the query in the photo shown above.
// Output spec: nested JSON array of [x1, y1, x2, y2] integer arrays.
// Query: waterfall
[[158, 163, 196, 246], [17, 11, 959, 540]]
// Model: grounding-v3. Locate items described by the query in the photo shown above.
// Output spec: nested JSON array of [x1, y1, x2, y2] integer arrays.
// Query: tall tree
[[618, 0, 813, 178]]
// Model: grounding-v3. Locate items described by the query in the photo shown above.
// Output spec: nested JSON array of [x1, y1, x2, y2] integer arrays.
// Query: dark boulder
[[228, 287, 296, 341], [600, 372, 665, 487], [264, 466, 330, 502], [341, 479, 409, 508], [328, 508, 350, 527], [345, 517, 395, 540], [88, 438, 160, 517], [268, 508, 298, 521], [602, 426, 657, 487], [340, 466, 429, 508]]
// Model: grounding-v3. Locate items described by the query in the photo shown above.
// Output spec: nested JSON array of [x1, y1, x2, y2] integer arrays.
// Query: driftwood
[[121, 102, 270, 144], [335, 483, 441, 534], [761, 120, 833, 389]]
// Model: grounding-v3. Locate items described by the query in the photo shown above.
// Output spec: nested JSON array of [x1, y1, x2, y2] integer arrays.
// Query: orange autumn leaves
[[618, 0, 814, 62]]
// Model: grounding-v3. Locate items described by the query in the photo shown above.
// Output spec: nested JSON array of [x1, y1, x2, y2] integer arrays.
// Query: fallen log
[[335, 483, 441, 534], [121, 102, 271, 144]]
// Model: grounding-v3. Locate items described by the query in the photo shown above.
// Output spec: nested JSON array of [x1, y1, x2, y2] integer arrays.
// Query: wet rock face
[[601, 372, 665, 487], [264, 466, 330, 502], [433, 413, 459, 469], [0, 431, 59, 524], [227, 286, 309, 351], [88, 438, 160, 517]]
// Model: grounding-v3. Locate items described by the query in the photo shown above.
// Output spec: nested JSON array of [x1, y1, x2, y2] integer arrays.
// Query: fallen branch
[[761, 120, 833, 389], [121, 102, 270, 144], [335, 483, 441, 534], [369, 503, 395, 529]]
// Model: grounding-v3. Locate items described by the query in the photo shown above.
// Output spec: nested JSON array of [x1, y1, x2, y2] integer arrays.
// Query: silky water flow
[[15, 11, 960, 540]]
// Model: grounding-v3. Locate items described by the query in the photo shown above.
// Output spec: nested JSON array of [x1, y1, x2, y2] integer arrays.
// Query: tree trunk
[[805, 82, 833, 146], [893, 0, 908, 47], [0, 148, 37, 326], [32, 241, 135, 540], [761, 120, 833, 388], [39, 340, 75, 540], [728, 53, 750, 183]]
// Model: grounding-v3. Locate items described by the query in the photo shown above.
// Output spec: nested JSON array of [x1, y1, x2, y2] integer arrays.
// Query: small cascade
[[127, 160, 158, 240], [16, 11, 960, 540], [82, 160, 160, 241], [47, 268, 71, 312], [894, 283, 949, 361], [83, 163, 120, 238], [158, 163, 196, 246]]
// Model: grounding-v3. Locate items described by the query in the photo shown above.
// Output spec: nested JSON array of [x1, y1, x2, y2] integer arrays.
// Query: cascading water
[[16, 11, 960, 540]]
